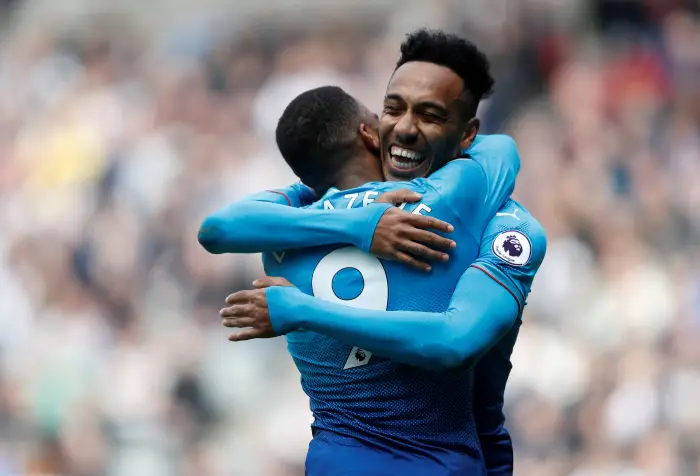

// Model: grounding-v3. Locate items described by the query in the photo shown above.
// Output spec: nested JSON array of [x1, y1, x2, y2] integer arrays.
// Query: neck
[[333, 170, 376, 191], [315, 149, 381, 193], [334, 153, 382, 190]]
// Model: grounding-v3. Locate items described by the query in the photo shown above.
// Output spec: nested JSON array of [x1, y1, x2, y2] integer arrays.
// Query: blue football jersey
[[469, 200, 547, 475], [262, 157, 512, 474], [198, 135, 528, 474]]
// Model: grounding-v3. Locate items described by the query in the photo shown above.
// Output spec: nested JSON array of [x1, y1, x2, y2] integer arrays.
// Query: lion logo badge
[[492, 230, 531, 266]]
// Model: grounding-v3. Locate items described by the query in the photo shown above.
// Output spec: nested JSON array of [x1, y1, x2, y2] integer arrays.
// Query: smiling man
[[201, 30, 545, 476], [381, 32, 489, 181]]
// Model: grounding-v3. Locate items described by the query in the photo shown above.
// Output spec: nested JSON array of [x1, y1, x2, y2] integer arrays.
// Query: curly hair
[[396, 28, 495, 104]]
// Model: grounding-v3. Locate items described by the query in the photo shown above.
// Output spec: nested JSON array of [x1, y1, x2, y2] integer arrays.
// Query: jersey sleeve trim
[[266, 190, 292, 206], [470, 264, 522, 314]]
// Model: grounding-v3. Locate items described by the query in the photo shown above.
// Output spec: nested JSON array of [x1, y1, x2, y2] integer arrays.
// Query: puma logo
[[496, 209, 520, 220]]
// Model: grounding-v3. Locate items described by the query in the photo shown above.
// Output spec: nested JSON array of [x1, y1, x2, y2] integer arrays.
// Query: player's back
[[263, 179, 486, 473]]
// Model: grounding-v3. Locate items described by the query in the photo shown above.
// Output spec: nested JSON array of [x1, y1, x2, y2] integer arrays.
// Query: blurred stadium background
[[0, 0, 699, 474]]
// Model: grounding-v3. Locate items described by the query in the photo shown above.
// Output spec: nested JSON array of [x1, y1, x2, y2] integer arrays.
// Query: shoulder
[[466, 134, 521, 177], [266, 182, 317, 207], [289, 182, 317, 206], [420, 159, 488, 194], [424, 134, 522, 205], [467, 134, 518, 153], [482, 201, 547, 270], [467, 134, 519, 156]]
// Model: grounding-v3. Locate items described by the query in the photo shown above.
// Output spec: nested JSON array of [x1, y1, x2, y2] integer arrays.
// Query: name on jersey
[[323, 191, 432, 216]]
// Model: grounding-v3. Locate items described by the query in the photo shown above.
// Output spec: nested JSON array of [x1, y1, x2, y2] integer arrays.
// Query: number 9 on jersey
[[312, 247, 389, 369]]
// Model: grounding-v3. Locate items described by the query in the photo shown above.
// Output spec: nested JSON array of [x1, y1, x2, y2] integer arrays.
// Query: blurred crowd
[[0, 0, 699, 475]]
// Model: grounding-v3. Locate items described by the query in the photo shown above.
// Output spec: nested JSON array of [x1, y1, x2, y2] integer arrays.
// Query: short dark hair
[[396, 28, 494, 106], [276, 86, 362, 187]]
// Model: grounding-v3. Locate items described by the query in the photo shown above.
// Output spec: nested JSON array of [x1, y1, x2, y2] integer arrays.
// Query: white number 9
[[312, 247, 389, 369]]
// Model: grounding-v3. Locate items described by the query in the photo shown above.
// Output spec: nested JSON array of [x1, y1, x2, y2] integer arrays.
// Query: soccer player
[[211, 94, 543, 476], [202, 31, 546, 475]]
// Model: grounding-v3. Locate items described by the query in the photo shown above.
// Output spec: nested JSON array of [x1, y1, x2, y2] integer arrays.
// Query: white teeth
[[390, 157, 420, 170], [390, 146, 423, 162]]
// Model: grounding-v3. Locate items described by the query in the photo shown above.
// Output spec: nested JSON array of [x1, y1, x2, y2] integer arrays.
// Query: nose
[[394, 112, 419, 146]]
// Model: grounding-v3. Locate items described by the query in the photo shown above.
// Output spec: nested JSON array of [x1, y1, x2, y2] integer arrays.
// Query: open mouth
[[388, 145, 427, 173]]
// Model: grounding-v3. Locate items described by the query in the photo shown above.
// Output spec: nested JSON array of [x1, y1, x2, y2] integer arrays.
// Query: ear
[[460, 118, 480, 153], [359, 122, 380, 153]]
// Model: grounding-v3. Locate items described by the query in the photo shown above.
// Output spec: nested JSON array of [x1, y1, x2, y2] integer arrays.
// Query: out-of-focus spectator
[[0, 1, 698, 475]]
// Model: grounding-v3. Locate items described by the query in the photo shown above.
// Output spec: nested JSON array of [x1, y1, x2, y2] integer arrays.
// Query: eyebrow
[[384, 94, 449, 114], [384, 94, 404, 103]]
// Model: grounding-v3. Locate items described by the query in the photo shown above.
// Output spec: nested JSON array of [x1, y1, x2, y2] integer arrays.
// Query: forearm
[[199, 194, 391, 255], [267, 272, 517, 370], [268, 286, 453, 369]]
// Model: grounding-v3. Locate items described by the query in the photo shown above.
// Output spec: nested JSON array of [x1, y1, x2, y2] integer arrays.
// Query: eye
[[382, 104, 402, 116], [419, 112, 444, 123]]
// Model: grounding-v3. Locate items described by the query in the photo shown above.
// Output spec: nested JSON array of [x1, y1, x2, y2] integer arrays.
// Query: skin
[[316, 106, 382, 194], [379, 61, 480, 181], [330, 102, 460, 271]]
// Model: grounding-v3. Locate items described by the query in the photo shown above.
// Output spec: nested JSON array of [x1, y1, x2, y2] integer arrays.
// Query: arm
[[265, 213, 546, 372], [267, 267, 518, 371], [198, 183, 391, 254], [467, 134, 520, 217], [427, 134, 521, 239]]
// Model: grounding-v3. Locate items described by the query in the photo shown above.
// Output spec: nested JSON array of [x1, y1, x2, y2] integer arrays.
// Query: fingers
[[225, 290, 255, 305], [220, 304, 255, 318], [408, 214, 454, 233], [222, 316, 256, 328], [228, 329, 261, 342], [404, 228, 456, 251], [221, 288, 274, 342], [394, 251, 431, 272], [252, 276, 292, 289], [376, 189, 422, 205], [398, 241, 449, 264], [252, 278, 272, 289]]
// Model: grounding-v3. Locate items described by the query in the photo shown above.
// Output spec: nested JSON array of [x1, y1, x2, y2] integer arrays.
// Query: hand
[[252, 276, 293, 289], [220, 277, 293, 341], [372, 189, 456, 272], [374, 189, 422, 206]]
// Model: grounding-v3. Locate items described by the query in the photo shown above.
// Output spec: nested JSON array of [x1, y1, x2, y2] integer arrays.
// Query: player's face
[[380, 61, 477, 181]]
